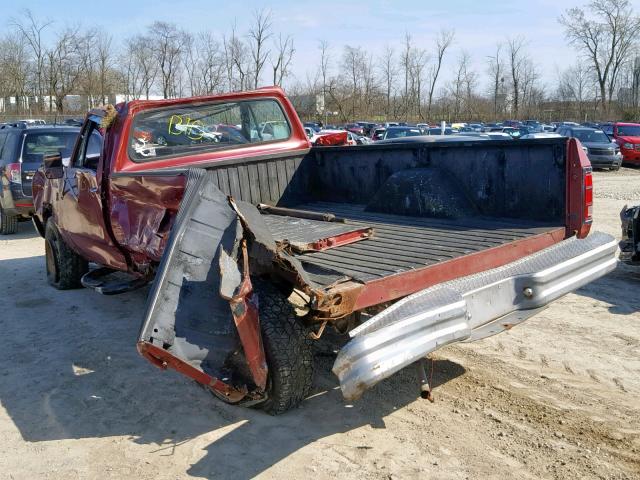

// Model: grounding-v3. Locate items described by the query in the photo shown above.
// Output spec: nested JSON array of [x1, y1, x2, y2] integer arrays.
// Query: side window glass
[[0, 133, 8, 164], [74, 123, 103, 170]]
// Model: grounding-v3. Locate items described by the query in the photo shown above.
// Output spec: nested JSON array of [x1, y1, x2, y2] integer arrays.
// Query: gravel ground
[[0, 168, 639, 479]]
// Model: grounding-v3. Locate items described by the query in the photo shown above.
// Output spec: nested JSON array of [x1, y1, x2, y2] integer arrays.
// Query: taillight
[[583, 167, 593, 224], [6, 163, 21, 183]]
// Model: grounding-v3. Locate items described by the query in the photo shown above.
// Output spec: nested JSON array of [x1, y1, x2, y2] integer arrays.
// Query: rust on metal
[[285, 227, 374, 253], [308, 319, 328, 340], [137, 341, 248, 403], [219, 239, 268, 391]]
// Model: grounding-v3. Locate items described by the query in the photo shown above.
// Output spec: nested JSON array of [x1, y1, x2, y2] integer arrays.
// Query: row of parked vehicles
[[302, 119, 640, 171], [0, 89, 626, 416]]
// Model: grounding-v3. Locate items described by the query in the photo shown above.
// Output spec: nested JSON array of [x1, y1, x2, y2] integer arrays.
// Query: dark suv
[[556, 125, 622, 170], [0, 124, 88, 234]]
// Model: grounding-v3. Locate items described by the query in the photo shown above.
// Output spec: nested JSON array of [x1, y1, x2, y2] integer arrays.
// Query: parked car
[[18, 119, 46, 125], [0, 123, 92, 234], [32, 87, 615, 415], [488, 126, 527, 138], [370, 127, 386, 141], [383, 126, 425, 139], [303, 122, 321, 133], [520, 132, 563, 140], [63, 118, 84, 127], [344, 123, 365, 136], [355, 122, 377, 136], [427, 127, 454, 135], [557, 125, 622, 170], [600, 123, 614, 137], [609, 122, 640, 165]]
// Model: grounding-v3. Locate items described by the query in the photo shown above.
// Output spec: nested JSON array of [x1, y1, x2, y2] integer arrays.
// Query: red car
[[610, 122, 640, 165], [343, 123, 365, 136], [32, 87, 615, 414]]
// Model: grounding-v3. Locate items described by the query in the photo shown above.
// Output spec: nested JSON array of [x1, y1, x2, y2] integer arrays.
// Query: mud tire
[[45, 221, 88, 289], [0, 208, 18, 235], [254, 281, 314, 415]]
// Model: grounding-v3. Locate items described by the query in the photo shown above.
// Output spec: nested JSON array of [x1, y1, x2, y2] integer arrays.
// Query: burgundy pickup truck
[[32, 87, 616, 414]]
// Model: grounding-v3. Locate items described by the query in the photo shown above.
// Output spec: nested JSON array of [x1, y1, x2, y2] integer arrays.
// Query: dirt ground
[[1, 169, 639, 480]]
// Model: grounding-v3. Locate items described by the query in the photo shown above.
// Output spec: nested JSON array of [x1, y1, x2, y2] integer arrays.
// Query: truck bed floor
[[280, 202, 564, 285]]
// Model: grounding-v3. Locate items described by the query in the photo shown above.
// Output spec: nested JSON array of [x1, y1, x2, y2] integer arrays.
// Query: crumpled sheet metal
[[219, 240, 268, 391], [333, 231, 617, 401]]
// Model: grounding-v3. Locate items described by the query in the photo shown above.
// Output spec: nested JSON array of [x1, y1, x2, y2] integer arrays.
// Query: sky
[[0, 0, 607, 92]]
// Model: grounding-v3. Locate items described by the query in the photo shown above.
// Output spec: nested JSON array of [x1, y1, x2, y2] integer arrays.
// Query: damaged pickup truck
[[32, 87, 617, 414]]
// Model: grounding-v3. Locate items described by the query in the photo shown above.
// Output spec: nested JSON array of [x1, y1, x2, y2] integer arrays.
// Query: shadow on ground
[[574, 261, 640, 315], [0, 254, 465, 479]]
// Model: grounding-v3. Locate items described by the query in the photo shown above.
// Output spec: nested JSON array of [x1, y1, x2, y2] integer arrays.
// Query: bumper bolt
[[523, 287, 534, 298]]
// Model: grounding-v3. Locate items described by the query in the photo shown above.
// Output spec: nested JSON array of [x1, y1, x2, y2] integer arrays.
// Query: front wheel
[[254, 281, 314, 415], [45, 221, 89, 289], [0, 207, 18, 235]]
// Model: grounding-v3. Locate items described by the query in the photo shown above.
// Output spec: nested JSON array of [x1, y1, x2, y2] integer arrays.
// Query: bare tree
[[427, 29, 455, 118], [507, 36, 527, 118], [557, 62, 596, 120], [47, 27, 84, 113], [198, 31, 225, 94], [122, 35, 158, 99], [271, 34, 295, 86], [0, 34, 30, 113], [379, 45, 396, 117], [487, 43, 505, 119], [318, 40, 331, 124], [247, 9, 272, 89], [95, 30, 114, 104], [449, 51, 477, 119], [148, 21, 185, 98], [223, 23, 249, 91], [560, 0, 640, 113], [10, 9, 52, 110]]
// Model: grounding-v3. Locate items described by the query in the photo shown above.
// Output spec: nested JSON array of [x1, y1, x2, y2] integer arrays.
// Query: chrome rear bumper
[[333, 231, 617, 400]]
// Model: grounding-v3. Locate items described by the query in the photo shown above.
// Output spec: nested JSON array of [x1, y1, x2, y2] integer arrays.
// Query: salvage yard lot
[[1, 169, 639, 480]]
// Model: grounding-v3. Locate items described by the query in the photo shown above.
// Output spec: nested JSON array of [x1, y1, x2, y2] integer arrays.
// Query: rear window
[[22, 132, 80, 163], [386, 128, 422, 139], [573, 130, 610, 143], [129, 99, 291, 162], [617, 125, 640, 136], [0, 132, 19, 164]]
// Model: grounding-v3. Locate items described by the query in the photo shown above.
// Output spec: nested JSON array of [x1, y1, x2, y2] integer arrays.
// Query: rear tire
[[254, 281, 314, 415], [45, 221, 88, 289], [612, 166, 621, 171], [0, 208, 18, 235]]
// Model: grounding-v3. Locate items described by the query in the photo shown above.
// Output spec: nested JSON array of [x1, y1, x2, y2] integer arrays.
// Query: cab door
[[56, 120, 127, 270]]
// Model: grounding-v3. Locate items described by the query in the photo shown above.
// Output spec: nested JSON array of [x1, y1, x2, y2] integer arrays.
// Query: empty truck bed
[[265, 201, 566, 288]]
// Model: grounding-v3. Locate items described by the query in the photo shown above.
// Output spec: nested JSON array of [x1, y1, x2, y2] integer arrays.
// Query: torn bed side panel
[[138, 169, 264, 402]]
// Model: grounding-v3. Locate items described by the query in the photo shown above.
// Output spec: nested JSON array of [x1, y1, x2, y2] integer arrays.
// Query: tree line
[[0, 0, 638, 122]]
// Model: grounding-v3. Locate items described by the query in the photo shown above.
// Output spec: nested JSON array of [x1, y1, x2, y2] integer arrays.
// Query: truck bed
[[263, 201, 565, 286]]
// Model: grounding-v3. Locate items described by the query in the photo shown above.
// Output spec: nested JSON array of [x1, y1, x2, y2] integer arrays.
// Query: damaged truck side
[[32, 87, 617, 414]]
